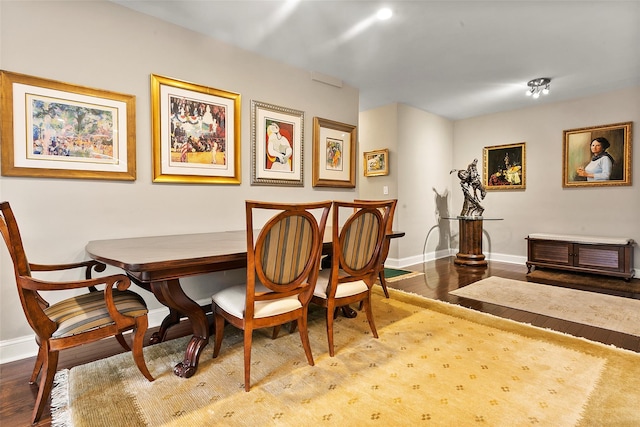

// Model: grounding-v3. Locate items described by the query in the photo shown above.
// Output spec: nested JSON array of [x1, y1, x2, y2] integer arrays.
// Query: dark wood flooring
[[2, 258, 638, 426]]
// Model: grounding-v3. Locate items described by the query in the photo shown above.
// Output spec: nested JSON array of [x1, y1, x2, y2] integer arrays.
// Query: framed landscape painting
[[0, 70, 136, 180], [483, 142, 526, 190], [312, 117, 356, 188], [151, 74, 241, 184], [251, 100, 304, 186], [562, 122, 632, 188]]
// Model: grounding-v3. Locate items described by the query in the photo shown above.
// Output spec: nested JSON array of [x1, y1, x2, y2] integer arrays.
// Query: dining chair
[[0, 201, 154, 424], [354, 199, 398, 298], [211, 200, 331, 391], [312, 200, 393, 356]]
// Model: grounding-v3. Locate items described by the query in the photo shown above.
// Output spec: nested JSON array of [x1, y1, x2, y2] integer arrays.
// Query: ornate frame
[[250, 100, 304, 186], [482, 142, 526, 190], [562, 122, 632, 187], [363, 149, 389, 177]]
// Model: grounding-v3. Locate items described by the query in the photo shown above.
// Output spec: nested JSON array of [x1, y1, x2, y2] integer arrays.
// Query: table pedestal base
[[455, 218, 488, 267]]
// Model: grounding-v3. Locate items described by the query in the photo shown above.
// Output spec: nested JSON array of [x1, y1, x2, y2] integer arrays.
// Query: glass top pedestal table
[[445, 216, 503, 267]]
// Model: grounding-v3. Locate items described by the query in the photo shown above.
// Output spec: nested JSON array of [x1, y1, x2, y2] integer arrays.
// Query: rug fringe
[[384, 271, 424, 282], [51, 369, 74, 427]]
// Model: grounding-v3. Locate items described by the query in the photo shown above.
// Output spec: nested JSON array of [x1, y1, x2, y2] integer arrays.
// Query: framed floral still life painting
[[151, 74, 241, 184], [482, 142, 526, 190], [312, 117, 356, 188], [363, 149, 389, 177], [251, 100, 304, 186], [563, 122, 632, 188], [0, 70, 136, 180]]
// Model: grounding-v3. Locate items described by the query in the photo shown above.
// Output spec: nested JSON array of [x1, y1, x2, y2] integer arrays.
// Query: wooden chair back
[[245, 200, 331, 316]]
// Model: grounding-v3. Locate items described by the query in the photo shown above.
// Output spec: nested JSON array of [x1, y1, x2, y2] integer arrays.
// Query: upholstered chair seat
[[313, 269, 367, 299], [213, 283, 302, 319], [44, 290, 148, 338]]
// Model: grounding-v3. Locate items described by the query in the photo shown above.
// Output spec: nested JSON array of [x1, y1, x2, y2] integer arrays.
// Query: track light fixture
[[525, 77, 551, 99]]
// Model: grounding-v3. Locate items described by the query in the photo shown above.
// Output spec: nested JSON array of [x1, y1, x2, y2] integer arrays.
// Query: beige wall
[[0, 1, 359, 360], [452, 88, 640, 265]]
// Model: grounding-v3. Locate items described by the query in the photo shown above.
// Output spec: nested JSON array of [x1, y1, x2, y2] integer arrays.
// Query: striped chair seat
[[44, 290, 148, 338]]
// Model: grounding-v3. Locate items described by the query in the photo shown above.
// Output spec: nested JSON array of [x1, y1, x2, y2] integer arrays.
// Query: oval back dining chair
[[312, 200, 393, 356], [354, 198, 398, 298], [0, 201, 154, 424], [211, 200, 331, 391]]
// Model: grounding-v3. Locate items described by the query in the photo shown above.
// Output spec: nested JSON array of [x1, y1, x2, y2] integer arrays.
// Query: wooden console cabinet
[[526, 233, 635, 280]]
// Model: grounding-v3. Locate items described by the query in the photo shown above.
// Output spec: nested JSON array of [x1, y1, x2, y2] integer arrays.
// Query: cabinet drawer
[[529, 240, 572, 265]]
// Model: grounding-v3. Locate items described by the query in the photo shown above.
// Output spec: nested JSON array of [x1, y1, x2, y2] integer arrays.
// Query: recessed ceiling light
[[377, 7, 392, 20]]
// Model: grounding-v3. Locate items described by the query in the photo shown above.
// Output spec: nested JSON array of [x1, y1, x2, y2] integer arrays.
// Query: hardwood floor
[[2, 257, 638, 426]]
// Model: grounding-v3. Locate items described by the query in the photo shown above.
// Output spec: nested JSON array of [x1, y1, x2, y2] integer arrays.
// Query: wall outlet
[[383, 186, 389, 195]]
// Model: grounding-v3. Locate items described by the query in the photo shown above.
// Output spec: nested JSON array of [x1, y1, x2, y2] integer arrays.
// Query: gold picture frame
[[562, 122, 632, 187], [151, 74, 241, 184], [1, 70, 136, 180], [363, 149, 389, 177], [482, 142, 526, 190], [312, 117, 356, 188]]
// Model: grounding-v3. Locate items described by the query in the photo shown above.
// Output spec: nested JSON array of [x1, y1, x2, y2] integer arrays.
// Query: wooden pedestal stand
[[455, 217, 487, 267]]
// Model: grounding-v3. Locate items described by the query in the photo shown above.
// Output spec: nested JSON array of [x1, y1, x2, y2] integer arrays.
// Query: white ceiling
[[115, 1, 639, 120]]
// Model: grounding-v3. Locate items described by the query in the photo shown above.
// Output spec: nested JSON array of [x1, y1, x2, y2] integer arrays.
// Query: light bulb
[[533, 91, 540, 99], [542, 85, 549, 95], [526, 89, 532, 96]]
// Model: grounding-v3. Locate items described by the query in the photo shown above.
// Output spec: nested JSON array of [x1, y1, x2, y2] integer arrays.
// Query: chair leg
[[326, 303, 336, 357], [212, 313, 225, 358], [31, 345, 58, 424], [379, 269, 390, 298], [115, 333, 131, 352], [362, 296, 378, 339], [29, 344, 45, 384], [297, 315, 314, 366], [132, 317, 154, 381], [271, 325, 281, 339], [243, 328, 252, 392]]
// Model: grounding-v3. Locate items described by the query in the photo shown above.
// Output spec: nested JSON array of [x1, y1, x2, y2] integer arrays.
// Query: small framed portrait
[[151, 74, 241, 184], [1, 70, 136, 181], [312, 117, 356, 188], [563, 122, 632, 187], [251, 100, 304, 186], [363, 149, 389, 177], [482, 142, 526, 190]]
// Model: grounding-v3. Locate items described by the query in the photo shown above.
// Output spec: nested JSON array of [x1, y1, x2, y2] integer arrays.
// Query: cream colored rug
[[52, 287, 640, 426], [450, 276, 640, 337]]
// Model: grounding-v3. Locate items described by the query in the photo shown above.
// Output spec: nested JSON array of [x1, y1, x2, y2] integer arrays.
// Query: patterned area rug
[[450, 276, 640, 337], [51, 287, 640, 426]]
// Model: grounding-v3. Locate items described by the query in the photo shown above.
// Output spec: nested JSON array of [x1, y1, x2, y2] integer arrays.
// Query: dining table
[[85, 228, 404, 378]]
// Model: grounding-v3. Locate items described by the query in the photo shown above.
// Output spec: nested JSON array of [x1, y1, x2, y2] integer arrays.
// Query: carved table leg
[[150, 279, 209, 378], [149, 308, 181, 345]]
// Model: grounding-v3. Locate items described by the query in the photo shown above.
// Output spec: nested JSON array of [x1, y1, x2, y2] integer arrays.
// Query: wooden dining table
[[85, 228, 404, 378]]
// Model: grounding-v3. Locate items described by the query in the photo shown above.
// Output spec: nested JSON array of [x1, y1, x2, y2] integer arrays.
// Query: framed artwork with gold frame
[[363, 149, 389, 177], [1, 70, 136, 180], [562, 122, 632, 187], [312, 117, 356, 188], [482, 142, 526, 190], [151, 74, 241, 184]]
